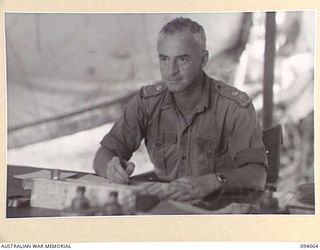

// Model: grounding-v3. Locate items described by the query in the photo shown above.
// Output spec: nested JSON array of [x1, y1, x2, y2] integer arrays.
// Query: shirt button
[[231, 90, 239, 96], [182, 155, 187, 160], [207, 151, 213, 157]]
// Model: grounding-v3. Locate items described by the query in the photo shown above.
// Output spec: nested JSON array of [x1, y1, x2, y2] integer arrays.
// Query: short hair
[[159, 17, 206, 50]]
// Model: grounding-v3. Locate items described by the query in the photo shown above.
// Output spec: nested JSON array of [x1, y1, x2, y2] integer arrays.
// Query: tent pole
[[263, 12, 276, 129]]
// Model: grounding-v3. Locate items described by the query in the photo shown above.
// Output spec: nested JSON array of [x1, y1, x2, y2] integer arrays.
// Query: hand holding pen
[[105, 156, 135, 184]]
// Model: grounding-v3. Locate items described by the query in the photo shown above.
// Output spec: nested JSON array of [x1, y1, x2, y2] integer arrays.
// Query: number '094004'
[[300, 244, 319, 248]]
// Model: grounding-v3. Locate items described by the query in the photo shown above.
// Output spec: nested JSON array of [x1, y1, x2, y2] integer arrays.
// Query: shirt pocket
[[153, 130, 178, 177], [155, 130, 177, 149], [193, 135, 218, 175]]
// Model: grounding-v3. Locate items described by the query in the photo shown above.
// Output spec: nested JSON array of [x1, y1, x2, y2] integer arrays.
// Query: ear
[[201, 50, 209, 68]]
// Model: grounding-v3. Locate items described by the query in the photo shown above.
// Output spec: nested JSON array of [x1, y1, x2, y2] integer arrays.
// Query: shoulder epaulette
[[140, 83, 166, 98], [216, 82, 252, 108]]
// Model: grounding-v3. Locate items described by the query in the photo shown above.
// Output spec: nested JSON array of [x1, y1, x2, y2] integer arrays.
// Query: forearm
[[93, 146, 116, 178], [219, 164, 267, 190]]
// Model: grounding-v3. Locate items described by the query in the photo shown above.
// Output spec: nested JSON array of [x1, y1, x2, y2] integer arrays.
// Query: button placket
[[185, 127, 192, 176], [207, 150, 215, 173], [178, 130, 189, 176]]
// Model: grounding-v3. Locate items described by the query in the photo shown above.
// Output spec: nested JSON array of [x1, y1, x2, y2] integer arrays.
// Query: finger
[[113, 167, 129, 184], [176, 193, 194, 201], [107, 157, 128, 183], [125, 162, 135, 176], [111, 157, 129, 179], [113, 163, 128, 179], [173, 177, 190, 183], [107, 167, 127, 184], [167, 185, 189, 200], [110, 168, 128, 184], [167, 190, 186, 200], [163, 184, 179, 197], [170, 181, 192, 192], [171, 180, 193, 191], [164, 185, 179, 197]]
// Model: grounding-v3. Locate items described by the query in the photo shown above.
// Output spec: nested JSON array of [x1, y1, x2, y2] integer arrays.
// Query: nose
[[169, 60, 179, 76]]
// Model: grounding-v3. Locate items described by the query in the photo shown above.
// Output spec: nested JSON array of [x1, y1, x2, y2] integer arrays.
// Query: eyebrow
[[158, 54, 191, 58], [177, 54, 191, 58]]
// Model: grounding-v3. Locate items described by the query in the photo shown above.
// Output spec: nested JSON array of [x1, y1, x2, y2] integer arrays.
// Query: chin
[[165, 82, 187, 93], [167, 86, 184, 93]]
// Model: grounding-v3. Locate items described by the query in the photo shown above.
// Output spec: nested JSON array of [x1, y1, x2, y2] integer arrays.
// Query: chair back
[[262, 125, 283, 191]]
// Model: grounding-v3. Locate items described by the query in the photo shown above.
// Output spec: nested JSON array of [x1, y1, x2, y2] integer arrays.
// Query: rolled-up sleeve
[[100, 94, 147, 161], [226, 103, 268, 170]]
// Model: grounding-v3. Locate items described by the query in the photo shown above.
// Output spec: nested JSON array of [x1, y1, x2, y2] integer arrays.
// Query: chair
[[263, 125, 283, 191]]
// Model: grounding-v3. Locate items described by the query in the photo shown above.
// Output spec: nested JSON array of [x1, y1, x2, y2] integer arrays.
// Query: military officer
[[93, 17, 268, 201]]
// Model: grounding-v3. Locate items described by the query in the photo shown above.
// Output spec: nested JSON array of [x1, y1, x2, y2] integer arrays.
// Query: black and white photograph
[[6, 11, 316, 218]]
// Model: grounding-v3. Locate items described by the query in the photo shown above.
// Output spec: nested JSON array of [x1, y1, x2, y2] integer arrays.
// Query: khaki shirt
[[101, 73, 267, 181]]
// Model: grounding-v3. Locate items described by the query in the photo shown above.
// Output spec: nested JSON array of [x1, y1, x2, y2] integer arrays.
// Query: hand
[[167, 174, 222, 201], [106, 156, 135, 184]]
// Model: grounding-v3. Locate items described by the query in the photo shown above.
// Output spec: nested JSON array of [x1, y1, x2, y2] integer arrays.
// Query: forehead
[[157, 30, 201, 55]]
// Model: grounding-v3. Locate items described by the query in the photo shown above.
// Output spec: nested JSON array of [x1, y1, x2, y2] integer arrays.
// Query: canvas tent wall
[[6, 13, 248, 149]]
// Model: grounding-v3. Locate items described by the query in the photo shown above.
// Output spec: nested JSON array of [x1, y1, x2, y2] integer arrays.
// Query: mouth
[[166, 79, 182, 85]]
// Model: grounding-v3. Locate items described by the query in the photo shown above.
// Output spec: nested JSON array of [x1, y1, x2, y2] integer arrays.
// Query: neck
[[175, 72, 203, 98], [173, 72, 204, 113]]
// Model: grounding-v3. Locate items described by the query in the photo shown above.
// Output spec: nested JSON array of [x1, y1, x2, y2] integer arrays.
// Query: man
[[94, 17, 267, 201]]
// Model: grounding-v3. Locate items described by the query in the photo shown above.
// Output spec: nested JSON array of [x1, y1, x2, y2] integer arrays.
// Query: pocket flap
[[194, 136, 217, 158], [155, 131, 177, 148]]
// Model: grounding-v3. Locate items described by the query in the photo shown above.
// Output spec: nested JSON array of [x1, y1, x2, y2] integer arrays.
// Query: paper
[[14, 169, 77, 180], [70, 174, 115, 185]]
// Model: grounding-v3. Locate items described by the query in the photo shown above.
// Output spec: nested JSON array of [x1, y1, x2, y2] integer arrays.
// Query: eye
[[177, 56, 189, 63], [159, 56, 168, 62]]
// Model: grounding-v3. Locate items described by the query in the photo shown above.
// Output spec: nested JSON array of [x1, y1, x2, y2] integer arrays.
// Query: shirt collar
[[197, 72, 210, 112]]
